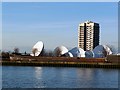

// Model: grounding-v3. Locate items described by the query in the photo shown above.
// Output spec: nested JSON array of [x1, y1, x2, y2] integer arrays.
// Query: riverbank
[[1, 55, 120, 68], [1, 60, 120, 69]]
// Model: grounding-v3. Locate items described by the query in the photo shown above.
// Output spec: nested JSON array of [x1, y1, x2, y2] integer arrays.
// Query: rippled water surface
[[2, 66, 118, 88]]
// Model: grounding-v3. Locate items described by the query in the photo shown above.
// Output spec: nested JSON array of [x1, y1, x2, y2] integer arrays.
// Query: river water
[[2, 66, 119, 88]]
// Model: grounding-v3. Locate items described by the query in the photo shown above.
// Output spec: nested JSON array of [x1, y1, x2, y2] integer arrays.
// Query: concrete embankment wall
[[2, 61, 120, 69], [9, 56, 105, 62], [1, 55, 120, 68], [9, 55, 120, 63], [106, 55, 120, 63]]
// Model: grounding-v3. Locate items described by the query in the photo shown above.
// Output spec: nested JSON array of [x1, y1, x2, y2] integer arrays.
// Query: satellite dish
[[69, 47, 85, 57], [103, 45, 112, 55], [54, 46, 68, 57], [30, 41, 44, 56], [63, 52, 73, 57], [93, 45, 112, 58], [85, 50, 94, 58]]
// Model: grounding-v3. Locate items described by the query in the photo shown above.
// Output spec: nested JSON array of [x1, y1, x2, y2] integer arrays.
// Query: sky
[[2, 2, 118, 53]]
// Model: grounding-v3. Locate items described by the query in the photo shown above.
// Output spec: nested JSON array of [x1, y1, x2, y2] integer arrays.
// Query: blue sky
[[2, 2, 118, 53]]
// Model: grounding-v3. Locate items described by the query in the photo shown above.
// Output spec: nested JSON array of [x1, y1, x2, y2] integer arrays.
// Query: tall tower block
[[78, 21, 99, 51]]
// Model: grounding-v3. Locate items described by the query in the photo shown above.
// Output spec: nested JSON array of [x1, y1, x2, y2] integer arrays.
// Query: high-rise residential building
[[78, 20, 99, 51]]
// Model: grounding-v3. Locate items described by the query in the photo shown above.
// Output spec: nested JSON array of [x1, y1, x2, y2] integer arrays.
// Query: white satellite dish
[[30, 41, 44, 56], [69, 47, 85, 57], [54, 46, 68, 57], [63, 52, 73, 57], [103, 45, 112, 55], [93, 45, 112, 58]]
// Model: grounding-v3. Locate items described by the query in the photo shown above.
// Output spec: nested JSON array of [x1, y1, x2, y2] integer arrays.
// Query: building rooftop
[[85, 20, 93, 23]]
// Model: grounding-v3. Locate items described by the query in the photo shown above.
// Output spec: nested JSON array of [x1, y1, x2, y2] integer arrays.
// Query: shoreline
[[1, 55, 120, 69], [1, 61, 120, 69]]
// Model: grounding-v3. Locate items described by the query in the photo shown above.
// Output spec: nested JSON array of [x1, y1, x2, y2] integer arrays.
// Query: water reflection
[[35, 67, 42, 80], [76, 68, 93, 80], [2, 66, 118, 88], [76, 68, 118, 88]]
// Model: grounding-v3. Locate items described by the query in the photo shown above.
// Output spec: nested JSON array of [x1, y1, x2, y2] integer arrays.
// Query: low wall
[[1, 55, 119, 68], [2, 61, 120, 69], [106, 55, 120, 63], [9, 56, 105, 63]]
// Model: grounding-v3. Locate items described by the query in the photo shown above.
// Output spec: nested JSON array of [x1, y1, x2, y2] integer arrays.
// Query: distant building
[[78, 20, 99, 51]]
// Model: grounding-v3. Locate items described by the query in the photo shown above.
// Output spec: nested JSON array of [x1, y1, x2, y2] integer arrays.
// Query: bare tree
[[32, 48, 38, 56], [1, 51, 10, 59], [14, 48, 19, 54], [41, 49, 54, 57], [48, 50, 54, 57]]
